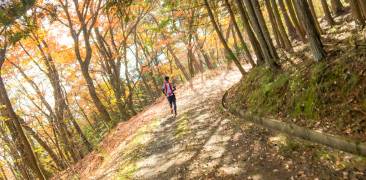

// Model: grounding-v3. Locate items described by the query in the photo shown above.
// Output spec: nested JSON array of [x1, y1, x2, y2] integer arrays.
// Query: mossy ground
[[227, 48, 366, 141]]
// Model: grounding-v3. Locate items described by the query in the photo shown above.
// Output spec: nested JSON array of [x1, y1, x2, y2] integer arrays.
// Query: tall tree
[[330, 0, 344, 16], [285, 0, 306, 41], [234, 0, 264, 65], [320, 0, 335, 26], [349, 0, 365, 25], [0, 46, 46, 180], [277, 0, 299, 41], [307, 0, 323, 34], [243, 0, 280, 70], [204, 0, 246, 75], [295, 0, 326, 61], [270, 0, 293, 51], [265, 0, 284, 48], [223, 0, 255, 67], [58, 0, 112, 123]]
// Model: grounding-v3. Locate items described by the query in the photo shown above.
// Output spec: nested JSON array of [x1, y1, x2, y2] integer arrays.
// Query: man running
[[162, 76, 177, 117]]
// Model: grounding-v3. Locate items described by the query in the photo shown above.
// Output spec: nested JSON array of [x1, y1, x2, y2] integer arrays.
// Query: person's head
[[164, 76, 169, 82]]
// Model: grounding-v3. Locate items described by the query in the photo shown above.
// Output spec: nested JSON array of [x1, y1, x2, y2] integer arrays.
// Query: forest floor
[[56, 66, 365, 180]]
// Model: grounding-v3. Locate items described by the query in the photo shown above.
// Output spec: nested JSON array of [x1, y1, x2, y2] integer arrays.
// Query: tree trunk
[[94, 28, 128, 120], [278, 0, 299, 41], [167, 45, 192, 80], [194, 34, 215, 69], [295, 0, 326, 61], [204, 0, 246, 75], [307, 0, 323, 34], [243, 0, 281, 70], [65, 103, 93, 152], [330, 0, 344, 16], [251, 0, 280, 59], [320, 0, 335, 26], [81, 65, 113, 123], [270, 0, 293, 51], [285, 0, 307, 41], [349, 0, 365, 25], [0, 77, 46, 180], [23, 125, 67, 170], [359, 0, 366, 19], [0, 164, 8, 180], [234, 0, 264, 65], [265, 0, 284, 48], [224, 0, 255, 67]]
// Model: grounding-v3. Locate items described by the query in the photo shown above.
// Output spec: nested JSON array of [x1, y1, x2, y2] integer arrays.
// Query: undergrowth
[[227, 49, 366, 140]]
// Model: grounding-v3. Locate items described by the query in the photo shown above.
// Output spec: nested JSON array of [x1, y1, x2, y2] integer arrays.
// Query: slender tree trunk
[[295, 0, 326, 61], [265, 0, 284, 48], [23, 125, 66, 170], [251, 0, 280, 59], [349, 0, 365, 25], [94, 28, 128, 120], [320, 0, 335, 26], [234, 0, 264, 65], [359, 0, 366, 19], [285, 0, 307, 41], [194, 34, 215, 69], [224, 0, 255, 67], [65, 103, 93, 152], [123, 44, 137, 116], [204, 0, 246, 75], [74, 97, 95, 129], [243, 0, 281, 70], [330, 0, 344, 16], [80, 65, 113, 123], [278, 0, 299, 40], [11, 53, 79, 162], [0, 127, 30, 179], [270, 0, 293, 51], [0, 164, 8, 180], [307, 0, 323, 34], [167, 45, 192, 80], [0, 78, 46, 180]]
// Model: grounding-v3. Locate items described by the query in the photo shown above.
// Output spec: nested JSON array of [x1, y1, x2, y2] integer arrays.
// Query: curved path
[[58, 68, 363, 180]]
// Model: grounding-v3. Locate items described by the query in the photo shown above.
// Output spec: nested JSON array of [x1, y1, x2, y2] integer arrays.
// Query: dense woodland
[[0, 0, 365, 179]]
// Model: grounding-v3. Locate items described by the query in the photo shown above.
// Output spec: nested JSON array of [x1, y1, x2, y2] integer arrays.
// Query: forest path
[[62, 68, 346, 180]]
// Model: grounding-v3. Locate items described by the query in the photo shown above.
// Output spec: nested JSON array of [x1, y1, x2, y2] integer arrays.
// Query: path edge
[[221, 90, 366, 157]]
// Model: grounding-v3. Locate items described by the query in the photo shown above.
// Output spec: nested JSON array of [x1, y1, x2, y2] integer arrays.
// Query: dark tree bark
[[94, 27, 128, 120], [307, 0, 323, 34], [359, 0, 366, 19], [320, 0, 335, 26], [0, 47, 46, 179], [264, 0, 284, 48], [23, 125, 67, 170], [278, 0, 299, 40], [60, 0, 112, 124], [295, 0, 326, 61], [251, 0, 280, 59], [270, 0, 293, 51], [330, 0, 345, 16], [243, 0, 281, 70], [285, 0, 307, 41], [204, 0, 246, 75], [194, 33, 215, 69], [349, 0, 365, 25], [224, 0, 255, 67], [234, 0, 264, 65]]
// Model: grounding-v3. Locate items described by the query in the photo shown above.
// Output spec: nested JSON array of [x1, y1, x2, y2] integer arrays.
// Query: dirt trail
[[58, 68, 362, 180]]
